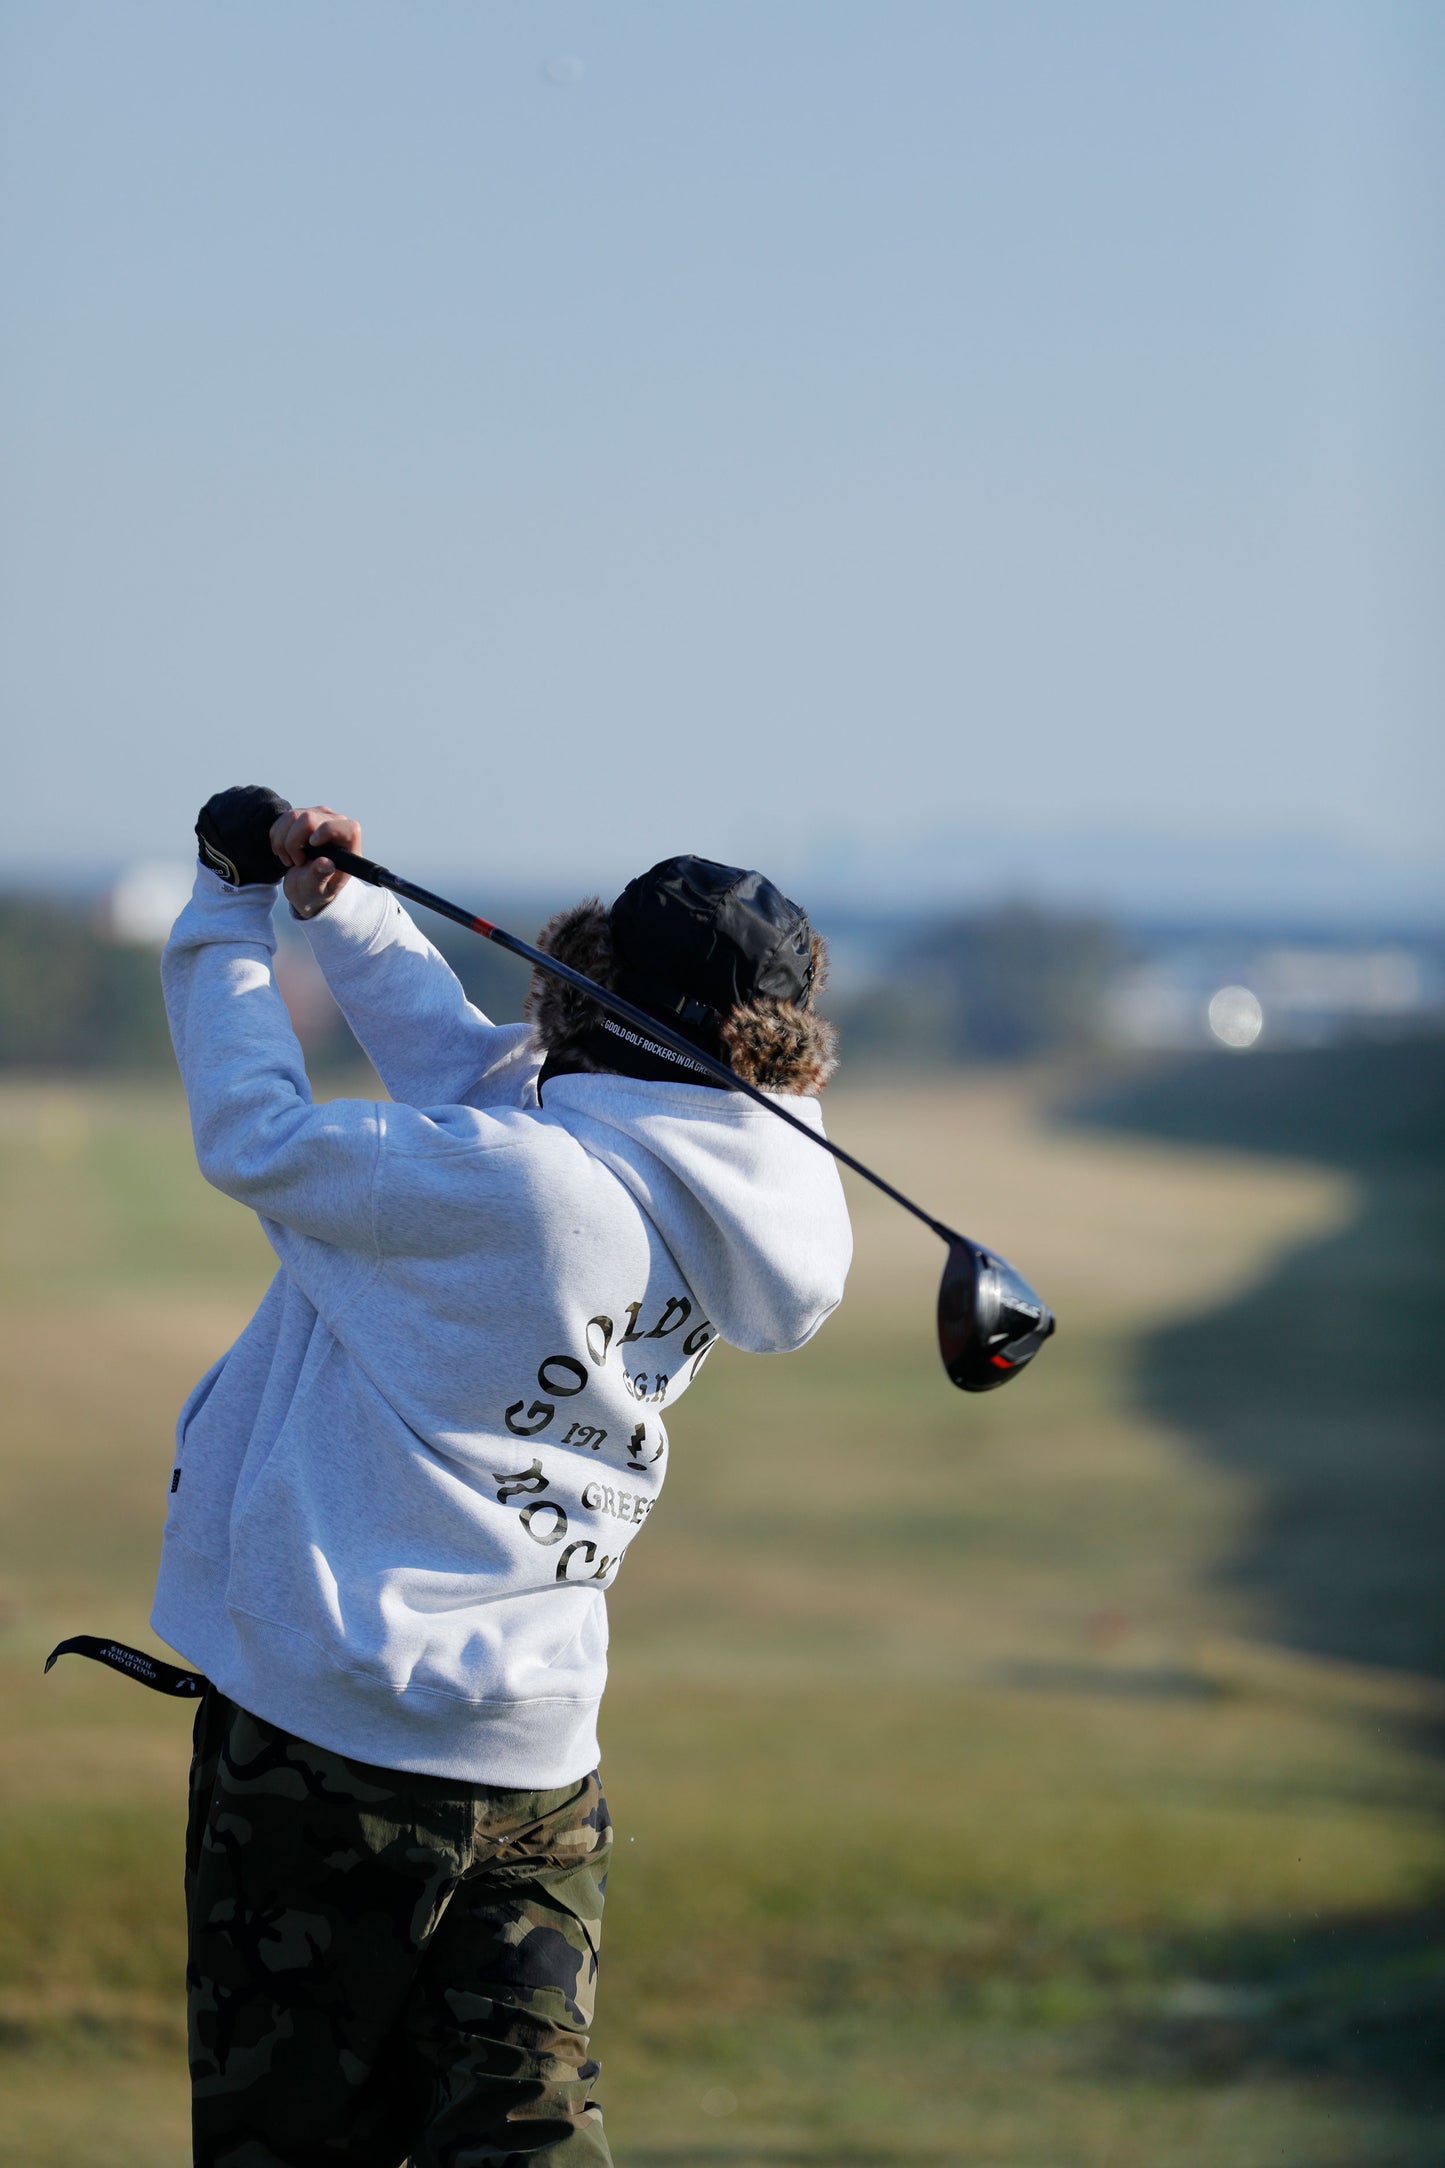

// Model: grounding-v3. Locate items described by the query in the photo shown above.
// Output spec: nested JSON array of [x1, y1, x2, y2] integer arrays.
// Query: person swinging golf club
[[157, 784, 854, 2166]]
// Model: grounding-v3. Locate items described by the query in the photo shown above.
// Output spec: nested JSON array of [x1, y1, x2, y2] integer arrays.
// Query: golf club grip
[[304, 842, 958, 1244]]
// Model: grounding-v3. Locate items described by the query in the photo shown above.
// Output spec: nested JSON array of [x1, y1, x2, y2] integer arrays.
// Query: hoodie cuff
[[162, 864, 279, 958], [296, 869, 394, 955]]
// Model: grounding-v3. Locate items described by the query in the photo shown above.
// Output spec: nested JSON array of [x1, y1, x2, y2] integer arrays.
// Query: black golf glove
[[195, 786, 292, 887]]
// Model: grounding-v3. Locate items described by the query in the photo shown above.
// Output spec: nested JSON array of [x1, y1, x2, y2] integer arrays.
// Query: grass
[[0, 1051, 1442, 2163], [1071, 1043, 1445, 1682]]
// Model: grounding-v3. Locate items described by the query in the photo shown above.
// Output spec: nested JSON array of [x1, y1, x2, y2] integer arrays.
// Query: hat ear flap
[[720, 1001, 839, 1095], [720, 939, 838, 1094], [526, 900, 614, 1054]]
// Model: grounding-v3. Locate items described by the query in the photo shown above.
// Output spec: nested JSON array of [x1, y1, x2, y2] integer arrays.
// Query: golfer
[[158, 787, 851, 2166]]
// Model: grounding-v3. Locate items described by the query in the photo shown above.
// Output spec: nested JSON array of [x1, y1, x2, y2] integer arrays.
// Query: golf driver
[[306, 843, 1057, 1392]]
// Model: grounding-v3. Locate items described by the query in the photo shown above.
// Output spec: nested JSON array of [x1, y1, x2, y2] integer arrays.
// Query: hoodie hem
[[152, 1552, 603, 1789]]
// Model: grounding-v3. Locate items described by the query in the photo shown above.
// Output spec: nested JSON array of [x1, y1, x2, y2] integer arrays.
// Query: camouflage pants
[[185, 1690, 613, 2168]]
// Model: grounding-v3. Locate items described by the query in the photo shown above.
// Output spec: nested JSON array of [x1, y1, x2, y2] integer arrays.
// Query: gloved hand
[[195, 786, 292, 887]]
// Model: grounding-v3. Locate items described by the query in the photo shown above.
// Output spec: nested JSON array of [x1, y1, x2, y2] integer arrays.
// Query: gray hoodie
[[153, 869, 852, 1784]]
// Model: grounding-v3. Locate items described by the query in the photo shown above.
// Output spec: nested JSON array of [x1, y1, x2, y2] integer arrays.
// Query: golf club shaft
[[309, 844, 960, 1245]]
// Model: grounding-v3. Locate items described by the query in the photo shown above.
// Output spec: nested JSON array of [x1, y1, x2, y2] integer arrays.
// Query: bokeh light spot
[[1207, 984, 1264, 1049]]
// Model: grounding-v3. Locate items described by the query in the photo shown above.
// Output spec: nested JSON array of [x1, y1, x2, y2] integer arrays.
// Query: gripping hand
[[195, 786, 292, 887]]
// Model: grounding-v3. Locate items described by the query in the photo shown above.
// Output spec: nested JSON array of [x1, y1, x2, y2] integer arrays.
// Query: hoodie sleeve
[[299, 876, 536, 1109], [162, 868, 384, 1247]]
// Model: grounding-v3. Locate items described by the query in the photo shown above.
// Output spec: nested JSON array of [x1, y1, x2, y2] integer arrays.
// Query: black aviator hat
[[611, 856, 814, 1032], [531, 854, 830, 1092]]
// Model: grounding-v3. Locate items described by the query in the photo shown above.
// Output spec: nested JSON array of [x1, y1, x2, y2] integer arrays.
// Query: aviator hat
[[528, 854, 838, 1095]]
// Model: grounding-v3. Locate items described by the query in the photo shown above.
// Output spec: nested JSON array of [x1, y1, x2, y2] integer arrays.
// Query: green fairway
[[1, 1055, 1441, 2164]]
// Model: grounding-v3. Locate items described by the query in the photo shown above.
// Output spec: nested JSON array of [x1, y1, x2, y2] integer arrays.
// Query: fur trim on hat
[[525, 899, 614, 1050], [528, 912, 838, 1095]]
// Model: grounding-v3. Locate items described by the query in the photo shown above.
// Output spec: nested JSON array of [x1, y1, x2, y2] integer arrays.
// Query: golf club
[[306, 843, 1057, 1392]]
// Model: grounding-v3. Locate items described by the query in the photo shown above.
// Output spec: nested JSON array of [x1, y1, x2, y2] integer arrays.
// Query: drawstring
[[45, 1635, 208, 1697]]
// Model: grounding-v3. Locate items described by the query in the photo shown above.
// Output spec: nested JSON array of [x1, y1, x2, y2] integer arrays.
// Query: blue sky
[[2, 2, 1440, 915]]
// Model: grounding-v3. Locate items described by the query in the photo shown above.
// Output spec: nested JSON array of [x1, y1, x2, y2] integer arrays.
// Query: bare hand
[[270, 805, 362, 919]]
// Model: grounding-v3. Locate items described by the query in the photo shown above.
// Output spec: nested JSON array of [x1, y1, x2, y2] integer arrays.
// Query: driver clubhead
[[937, 1236, 1056, 1392]]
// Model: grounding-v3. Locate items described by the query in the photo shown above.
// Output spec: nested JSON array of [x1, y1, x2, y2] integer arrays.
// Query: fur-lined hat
[[526, 855, 838, 1096]]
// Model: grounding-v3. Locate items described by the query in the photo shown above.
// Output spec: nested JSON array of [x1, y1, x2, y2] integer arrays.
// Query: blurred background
[[1, 3, 1441, 2162]]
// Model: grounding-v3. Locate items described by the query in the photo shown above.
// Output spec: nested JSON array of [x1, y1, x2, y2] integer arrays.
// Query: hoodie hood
[[537, 1071, 852, 1354]]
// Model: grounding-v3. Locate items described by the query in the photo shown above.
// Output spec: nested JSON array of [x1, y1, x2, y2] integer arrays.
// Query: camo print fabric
[[185, 1690, 613, 2167]]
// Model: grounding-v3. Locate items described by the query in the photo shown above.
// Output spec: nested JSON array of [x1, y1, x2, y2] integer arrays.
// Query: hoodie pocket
[[177, 1354, 226, 1448], [164, 1355, 244, 1562]]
